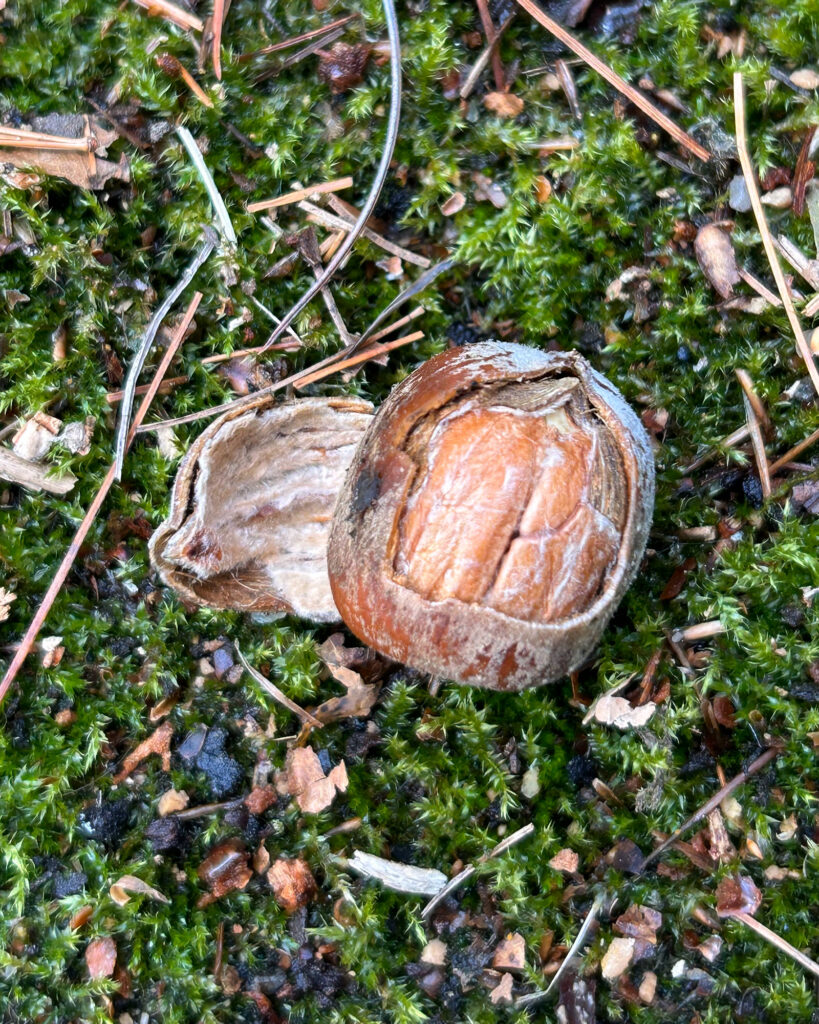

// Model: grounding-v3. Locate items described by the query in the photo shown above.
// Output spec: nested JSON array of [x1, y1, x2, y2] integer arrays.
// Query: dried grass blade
[[236, 647, 323, 728], [734, 73, 819, 398]]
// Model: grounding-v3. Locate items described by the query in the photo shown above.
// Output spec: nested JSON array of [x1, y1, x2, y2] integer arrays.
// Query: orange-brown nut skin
[[327, 342, 655, 691]]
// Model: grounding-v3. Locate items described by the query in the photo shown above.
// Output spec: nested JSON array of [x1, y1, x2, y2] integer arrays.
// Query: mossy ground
[[2, 0, 819, 1021]]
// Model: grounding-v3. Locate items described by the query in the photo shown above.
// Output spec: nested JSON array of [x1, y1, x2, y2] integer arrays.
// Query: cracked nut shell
[[327, 342, 654, 690], [150, 395, 373, 622]]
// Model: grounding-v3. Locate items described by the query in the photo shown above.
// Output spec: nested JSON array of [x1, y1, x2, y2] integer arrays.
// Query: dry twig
[[514, 0, 710, 162], [299, 200, 431, 268], [137, 329, 423, 432], [236, 646, 323, 728], [732, 912, 819, 980], [736, 369, 772, 496], [515, 895, 604, 1008], [247, 176, 353, 214], [259, 0, 402, 351], [0, 294, 203, 707], [421, 823, 535, 918], [475, 0, 506, 91], [238, 14, 358, 61], [770, 426, 819, 474], [639, 745, 781, 871]]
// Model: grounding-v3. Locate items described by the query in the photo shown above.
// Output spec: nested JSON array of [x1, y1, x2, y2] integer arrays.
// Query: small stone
[[761, 186, 792, 209], [728, 174, 752, 212], [520, 766, 540, 799], [638, 970, 657, 1003], [420, 938, 447, 965], [158, 788, 189, 816], [600, 937, 635, 981], [791, 68, 819, 90]]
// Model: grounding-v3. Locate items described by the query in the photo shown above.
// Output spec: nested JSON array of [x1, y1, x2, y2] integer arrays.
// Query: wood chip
[[346, 851, 447, 896], [493, 932, 526, 971], [267, 857, 317, 914], [113, 721, 173, 783], [0, 448, 76, 495], [490, 972, 515, 1005], [549, 848, 580, 873]]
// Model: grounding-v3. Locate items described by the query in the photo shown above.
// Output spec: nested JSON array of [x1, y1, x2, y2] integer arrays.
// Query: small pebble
[[728, 174, 751, 212]]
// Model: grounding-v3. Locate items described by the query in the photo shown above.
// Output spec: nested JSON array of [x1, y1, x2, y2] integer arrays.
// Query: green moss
[[2, 0, 819, 1020]]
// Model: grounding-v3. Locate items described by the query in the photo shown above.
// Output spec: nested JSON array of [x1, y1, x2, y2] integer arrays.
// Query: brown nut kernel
[[150, 395, 373, 621], [327, 342, 654, 690]]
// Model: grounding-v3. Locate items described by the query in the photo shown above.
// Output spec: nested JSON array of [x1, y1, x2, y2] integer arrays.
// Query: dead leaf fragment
[[483, 91, 524, 118], [69, 905, 94, 931], [472, 172, 507, 208], [593, 694, 656, 729], [113, 721, 173, 783], [441, 191, 466, 216], [549, 848, 580, 873], [600, 937, 635, 981], [695, 224, 740, 299], [86, 936, 117, 979], [311, 641, 383, 726], [267, 857, 317, 914], [715, 874, 762, 918], [317, 42, 372, 93], [613, 904, 662, 945], [283, 745, 348, 813], [492, 932, 526, 972], [197, 839, 252, 908], [158, 788, 189, 816], [109, 875, 170, 906]]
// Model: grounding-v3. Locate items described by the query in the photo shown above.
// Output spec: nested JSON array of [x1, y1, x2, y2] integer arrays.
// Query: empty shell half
[[150, 395, 374, 622]]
